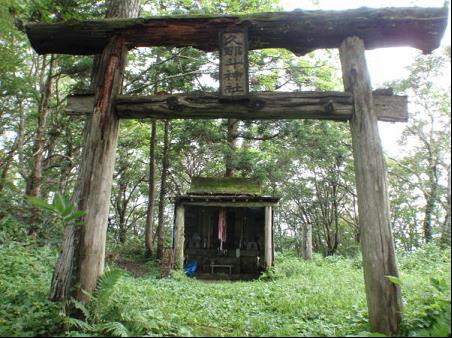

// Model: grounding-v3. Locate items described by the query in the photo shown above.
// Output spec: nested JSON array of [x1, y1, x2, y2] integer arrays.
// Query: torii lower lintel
[[66, 90, 408, 123]]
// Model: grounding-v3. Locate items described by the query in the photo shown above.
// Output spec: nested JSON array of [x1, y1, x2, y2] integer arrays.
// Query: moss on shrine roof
[[189, 177, 262, 195]]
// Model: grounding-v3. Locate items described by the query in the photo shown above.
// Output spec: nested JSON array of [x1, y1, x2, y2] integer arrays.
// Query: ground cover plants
[[0, 238, 449, 337]]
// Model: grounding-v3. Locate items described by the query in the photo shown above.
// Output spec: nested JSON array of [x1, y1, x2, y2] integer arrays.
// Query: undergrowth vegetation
[[0, 240, 450, 337], [0, 243, 63, 337]]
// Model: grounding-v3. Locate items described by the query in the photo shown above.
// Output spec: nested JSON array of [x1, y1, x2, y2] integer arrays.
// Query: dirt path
[[114, 258, 152, 277]]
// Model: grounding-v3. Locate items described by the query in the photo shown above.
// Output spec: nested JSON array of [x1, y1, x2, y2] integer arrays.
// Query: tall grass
[[0, 242, 450, 337]]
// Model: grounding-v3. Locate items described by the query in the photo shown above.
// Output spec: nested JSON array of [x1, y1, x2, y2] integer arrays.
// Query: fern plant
[[64, 268, 129, 337], [93, 268, 126, 320]]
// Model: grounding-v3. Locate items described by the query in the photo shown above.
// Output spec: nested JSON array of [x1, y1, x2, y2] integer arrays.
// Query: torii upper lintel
[[25, 6, 449, 56]]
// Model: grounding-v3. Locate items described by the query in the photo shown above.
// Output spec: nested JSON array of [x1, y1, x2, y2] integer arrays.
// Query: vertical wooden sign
[[219, 28, 249, 96]]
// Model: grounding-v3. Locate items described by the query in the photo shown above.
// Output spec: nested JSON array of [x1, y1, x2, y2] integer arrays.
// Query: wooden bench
[[210, 264, 233, 275]]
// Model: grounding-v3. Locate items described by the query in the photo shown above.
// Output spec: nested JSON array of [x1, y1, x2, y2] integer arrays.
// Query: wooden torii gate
[[26, 5, 448, 335]]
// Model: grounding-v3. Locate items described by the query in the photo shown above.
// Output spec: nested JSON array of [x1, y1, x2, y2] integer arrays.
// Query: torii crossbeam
[[27, 6, 447, 55]]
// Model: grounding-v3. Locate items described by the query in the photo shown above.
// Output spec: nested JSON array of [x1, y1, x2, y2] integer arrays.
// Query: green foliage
[[387, 49, 451, 247], [347, 332, 387, 337], [397, 245, 451, 337], [87, 249, 449, 337], [21, 194, 85, 246], [26, 194, 86, 231], [0, 242, 64, 337], [26, 194, 85, 224], [62, 268, 130, 337], [93, 268, 126, 315], [0, 215, 29, 244], [0, 243, 450, 337], [189, 176, 262, 194], [385, 275, 402, 286], [69, 255, 367, 336]]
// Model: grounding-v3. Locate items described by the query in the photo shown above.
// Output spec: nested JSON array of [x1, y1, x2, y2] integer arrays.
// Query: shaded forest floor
[[113, 258, 153, 277], [0, 240, 450, 337]]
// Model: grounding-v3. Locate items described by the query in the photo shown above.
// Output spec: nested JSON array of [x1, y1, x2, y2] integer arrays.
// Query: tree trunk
[[302, 222, 313, 260], [423, 160, 439, 243], [330, 175, 340, 255], [27, 54, 55, 236], [339, 36, 402, 335], [41, 126, 61, 201], [59, 125, 75, 194], [106, 0, 141, 17], [117, 199, 128, 244], [145, 120, 157, 257], [48, 225, 77, 301], [114, 163, 129, 244], [156, 120, 170, 259], [0, 99, 25, 194], [441, 165, 451, 247], [225, 119, 238, 177]]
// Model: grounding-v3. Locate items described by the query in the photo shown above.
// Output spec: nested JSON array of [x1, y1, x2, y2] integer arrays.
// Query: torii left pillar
[[75, 36, 128, 302], [73, 0, 141, 303]]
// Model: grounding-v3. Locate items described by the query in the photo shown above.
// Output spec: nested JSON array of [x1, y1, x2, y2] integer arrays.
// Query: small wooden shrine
[[172, 177, 279, 278]]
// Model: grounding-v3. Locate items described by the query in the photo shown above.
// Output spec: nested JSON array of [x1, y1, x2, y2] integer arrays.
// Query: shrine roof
[[174, 194, 280, 206], [188, 177, 263, 196]]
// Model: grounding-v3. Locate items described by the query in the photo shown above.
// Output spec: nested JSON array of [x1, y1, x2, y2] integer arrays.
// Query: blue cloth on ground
[[184, 260, 198, 277]]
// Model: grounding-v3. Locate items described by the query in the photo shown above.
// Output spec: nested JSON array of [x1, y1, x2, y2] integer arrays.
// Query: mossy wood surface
[[26, 6, 448, 56], [189, 177, 262, 195]]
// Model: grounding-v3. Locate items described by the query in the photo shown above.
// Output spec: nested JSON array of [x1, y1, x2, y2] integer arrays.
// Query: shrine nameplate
[[219, 28, 249, 97]]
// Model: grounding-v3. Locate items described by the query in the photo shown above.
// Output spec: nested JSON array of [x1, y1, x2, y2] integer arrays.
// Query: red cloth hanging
[[218, 208, 227, 249]]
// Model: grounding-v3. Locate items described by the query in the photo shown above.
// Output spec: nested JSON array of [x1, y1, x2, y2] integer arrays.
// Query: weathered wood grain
[[67, 91, 408, 122], [340, 37, 403, 335], [174, 205, 185, 270], [264, 206, 273, 268], [75, 36, 128, 303], [26, 6, 448, 56]]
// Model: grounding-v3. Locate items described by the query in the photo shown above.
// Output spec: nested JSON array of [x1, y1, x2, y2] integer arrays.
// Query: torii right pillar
[[339, 37, 403, 335]]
